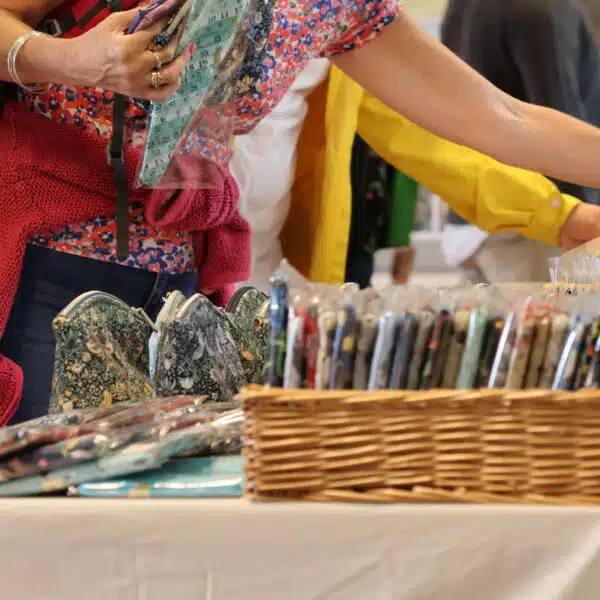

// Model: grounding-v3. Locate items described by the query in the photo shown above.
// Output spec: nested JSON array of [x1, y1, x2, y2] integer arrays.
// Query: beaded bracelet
[[7, 31, 46, 93]]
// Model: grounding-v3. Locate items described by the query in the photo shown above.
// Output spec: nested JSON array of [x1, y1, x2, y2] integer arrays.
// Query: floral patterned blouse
[[23, 0, 400, 273]]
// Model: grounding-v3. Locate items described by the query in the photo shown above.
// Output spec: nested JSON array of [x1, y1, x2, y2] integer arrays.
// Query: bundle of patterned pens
[[265, 276, 600, 391]]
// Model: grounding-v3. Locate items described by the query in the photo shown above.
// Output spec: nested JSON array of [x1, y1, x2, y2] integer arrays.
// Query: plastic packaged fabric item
[[71, 456, 245, 498], [329, 298, 359, 390], [538, 313, 570, 388], [0, 432, 128, 483], [315, 307, 337, 390], [0, 426, 77, 461], [475, 317, 505, 388], [0, 408, 242, 496], [574, 319, 600, 390], [136, 0, 257, 190], [127, 0, 186, 34], [456, 305, 489, 389], [553, 316, 590, 390], [488, 311, 517, 389], [505, 298, 538, 389], [585, 329, 600, 388], [353, 311, 379, 390], [406, 310, 435, 390], [302, 299, 320, 389], [283, 290, 308, 389], [524, 313, 552, 389], [367, 312, 397, 391], [267, 275, 289, 387], [420, 309, 454, 390], [388, 314, 418, 390], [441, 309, 470, 389]]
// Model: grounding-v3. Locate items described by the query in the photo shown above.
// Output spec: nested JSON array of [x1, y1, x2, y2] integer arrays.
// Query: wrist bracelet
[[7, 31, 47, 93]]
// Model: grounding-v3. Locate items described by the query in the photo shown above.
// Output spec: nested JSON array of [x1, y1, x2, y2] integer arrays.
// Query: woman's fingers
[[144, 78, 183, 102]]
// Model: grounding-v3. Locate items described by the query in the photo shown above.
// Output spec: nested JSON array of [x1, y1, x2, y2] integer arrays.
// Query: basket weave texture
[[241, 386, 600, 505]]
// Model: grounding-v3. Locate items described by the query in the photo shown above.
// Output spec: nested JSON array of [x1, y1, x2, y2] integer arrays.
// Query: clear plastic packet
[[171, 408, 243, 457], [0, 409, 243, 496], [455, 288, 492, 389], [549, 237, 600, 288], [388, 313, 419, 390], [136, 0, 258, 190], [548, 293, 597, 390], [315, 295, 339, 390], [584, 320, 600, 388], [0, 432, 128, 483], [366, 289, 409, 391], [574, 317, 600, 389], [329, 289, 361, 390], [283, 289, 309, 389], [524, 307, 553, 389], [505, 288, 554, 389], [302, 295, 320, 389], [441, 288, 479, 389], [406, 309, 435, 390], [266, 274, 289, 387], [353, 292, 382, 390], [538, 312, 571, 388], [84, 395, 208, 433], [420, 289, 461, 390], [487, 287, 538, 389], [553, 315, 590, 390]]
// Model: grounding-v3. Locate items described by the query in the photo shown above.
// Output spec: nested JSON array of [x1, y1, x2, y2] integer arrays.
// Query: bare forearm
[[0, 8, 77, 86], [333, 13, 600, 190], [484, 97, 600, 189]]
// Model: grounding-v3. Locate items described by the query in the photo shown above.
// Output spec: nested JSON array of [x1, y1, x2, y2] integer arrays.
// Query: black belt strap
[[108, 0, 127, 261], [109, 93, 129, 260]]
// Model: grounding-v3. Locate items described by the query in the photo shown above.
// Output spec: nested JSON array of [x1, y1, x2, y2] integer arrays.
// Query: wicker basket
[[241, 386, 600, 505]]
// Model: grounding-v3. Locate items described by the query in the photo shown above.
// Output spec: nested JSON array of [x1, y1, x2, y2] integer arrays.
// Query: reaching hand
[[559, 203, 600, 250], [65, 9, 192, 101]]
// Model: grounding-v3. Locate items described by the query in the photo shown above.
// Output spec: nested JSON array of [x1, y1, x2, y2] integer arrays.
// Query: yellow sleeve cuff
[[525, 193, 581, 247]]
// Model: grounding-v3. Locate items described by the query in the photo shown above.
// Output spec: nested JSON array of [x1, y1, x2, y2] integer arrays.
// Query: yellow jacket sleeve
[[356, 90, 580, 247]]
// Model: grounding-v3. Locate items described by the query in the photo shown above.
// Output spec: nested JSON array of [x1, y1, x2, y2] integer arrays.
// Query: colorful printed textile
[[22, 0, 399, 271]]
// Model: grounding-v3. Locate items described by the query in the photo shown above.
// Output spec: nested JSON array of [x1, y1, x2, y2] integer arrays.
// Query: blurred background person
[[441, 0, 600, 283]]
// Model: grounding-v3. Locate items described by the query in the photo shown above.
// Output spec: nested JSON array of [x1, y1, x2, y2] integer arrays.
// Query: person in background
[[344, 137, 417, 289], [441, 0, 600, 283]]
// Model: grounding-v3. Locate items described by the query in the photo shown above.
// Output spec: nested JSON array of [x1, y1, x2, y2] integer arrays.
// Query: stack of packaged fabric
[[0, 397, 243, 497]]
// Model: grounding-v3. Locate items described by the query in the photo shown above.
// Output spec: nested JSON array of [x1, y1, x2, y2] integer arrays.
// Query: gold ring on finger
[[151, 70, 163, 89], [151, 50, 162, 70]]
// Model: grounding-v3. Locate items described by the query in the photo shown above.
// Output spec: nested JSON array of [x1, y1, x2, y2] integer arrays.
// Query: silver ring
[[151, 50, 162, 70]]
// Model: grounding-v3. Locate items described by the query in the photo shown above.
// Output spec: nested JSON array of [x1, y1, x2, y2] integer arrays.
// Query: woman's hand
[[63, 9, 192, 101], [559, 204, 600, 251]]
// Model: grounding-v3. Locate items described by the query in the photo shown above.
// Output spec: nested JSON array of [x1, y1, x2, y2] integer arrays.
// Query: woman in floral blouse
[[2, 0, 600, 421]]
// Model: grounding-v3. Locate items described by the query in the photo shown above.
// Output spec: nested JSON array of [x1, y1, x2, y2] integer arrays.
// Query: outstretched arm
[[332, 10, 600, 190]]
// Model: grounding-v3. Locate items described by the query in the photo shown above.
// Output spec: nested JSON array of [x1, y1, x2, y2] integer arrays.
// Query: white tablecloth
[[3, 499, 600, 599]]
